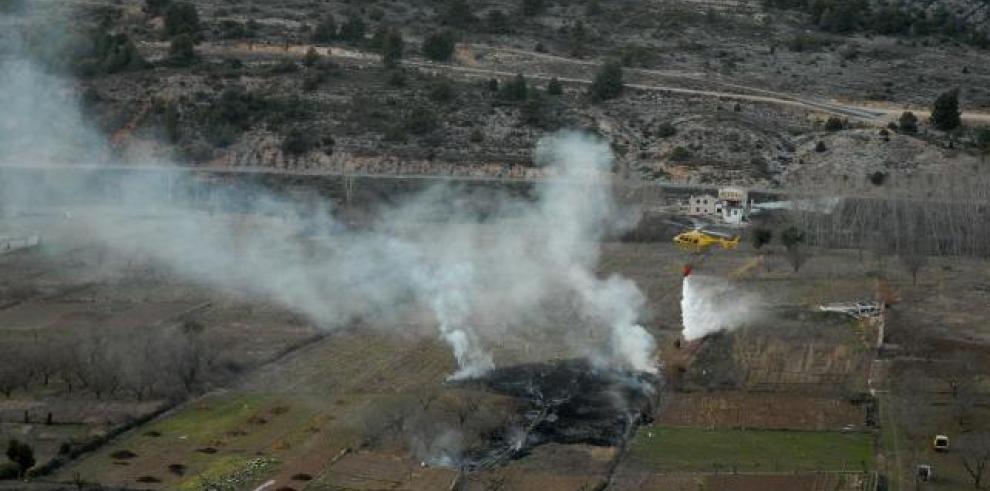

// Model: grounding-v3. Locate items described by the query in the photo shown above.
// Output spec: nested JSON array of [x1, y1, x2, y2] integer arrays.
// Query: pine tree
[[339, 15, 366, 44], [6, 439, 35, 478], [585, 0, 602, 16], [931, 88, 962, 131], [312, 15, 337, 43], [752, 227, 772, 249], [486, 10, 509, 33], [589, 59, 623, 102], [422, 31, 456, 62], [780, 226, 807, 272], [521, 0, 545, 16], [303, 47, 320, 67], [164, 2, 200, 37], [898, 111, 919, 134], [381, 30, 404, 69], [444, 0, 476, 27], [168, 34, 196, 66], [500, 73, 528, 101], [144, 0, 171, 17]]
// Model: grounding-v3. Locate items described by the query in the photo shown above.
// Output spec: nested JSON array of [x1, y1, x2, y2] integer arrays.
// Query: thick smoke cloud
[[680, 275, 760, 340], [0, 52, 657, 378]]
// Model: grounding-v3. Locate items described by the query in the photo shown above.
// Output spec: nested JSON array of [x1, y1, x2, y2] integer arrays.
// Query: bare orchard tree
[[415, 386, 440, 413], [43, 322, 221, 402], [162, 321, 218, 396], [79, 328, 124, 400], [934, 353, 983, 431], [0, 345, 30, 398], [25, 335, 58, 388], [121, 327, 169, 401], [49, 328, 127, 400], [52, 332, 85, 395], [451, 391, 483, 431], [894, 195, 929, 285], [959, 433, 990, 489], [899, 247, 928, 285], [780, 225, 808, 273], [798, 171, 990, 262]]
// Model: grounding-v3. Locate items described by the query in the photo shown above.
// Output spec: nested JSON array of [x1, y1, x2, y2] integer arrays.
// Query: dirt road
[[153, 40, 990, 125]]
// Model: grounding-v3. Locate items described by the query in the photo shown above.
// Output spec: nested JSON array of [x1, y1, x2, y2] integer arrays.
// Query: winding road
[[148, 40, 990, 124]]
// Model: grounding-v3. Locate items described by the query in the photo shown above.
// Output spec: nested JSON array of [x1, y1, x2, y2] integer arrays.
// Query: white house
[[686, 187, 751, 224], [718, 187, 749, 224], [687, 194, 719, 216]]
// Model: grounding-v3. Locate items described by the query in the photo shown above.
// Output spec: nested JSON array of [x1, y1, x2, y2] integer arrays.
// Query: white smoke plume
[[0, 50, 657, 377], [680, 274, 761, 341]]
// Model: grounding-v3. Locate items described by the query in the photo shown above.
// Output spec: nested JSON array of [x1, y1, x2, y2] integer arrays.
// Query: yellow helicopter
[[670, 219, 741, 254]]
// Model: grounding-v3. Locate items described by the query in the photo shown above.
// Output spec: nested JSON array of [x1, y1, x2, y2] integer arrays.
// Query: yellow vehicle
[[673, 228, 740, 253]]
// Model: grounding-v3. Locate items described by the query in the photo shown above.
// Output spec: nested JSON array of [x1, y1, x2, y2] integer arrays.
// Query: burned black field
[[457, 358, 661, 468]]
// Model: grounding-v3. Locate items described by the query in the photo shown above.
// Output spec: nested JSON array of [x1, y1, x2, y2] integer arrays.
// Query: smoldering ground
[[0, 50, 658, 379]]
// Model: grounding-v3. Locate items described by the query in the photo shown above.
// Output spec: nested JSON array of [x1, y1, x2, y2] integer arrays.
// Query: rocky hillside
[[2, 0, 989, 189]]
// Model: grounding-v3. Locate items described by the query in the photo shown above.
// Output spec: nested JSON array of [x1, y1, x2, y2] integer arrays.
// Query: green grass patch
[[178, 456, 276, 491], [629, 426, 874, 472], [148, 392, 270, 442], [177, 455, 247, 491], [60, 393, 275, 480]]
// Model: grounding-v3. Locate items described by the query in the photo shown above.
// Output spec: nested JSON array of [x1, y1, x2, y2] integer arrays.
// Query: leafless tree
[[53, 334, 84, 395], [893, 195, 929, 284], [19, 320, 229, 403], [163, 321, 216, 395], [47, 327, 162, 400], [415, 386, 440, 413], [0, 346, 29, 398], [64, 329, 102, 392], [788, 171, 990, 262], [122, 328, 166, 400], [899, 251, 927, 285], [78, 329, 124, 400], [25, 336, 58, 387], [959, 434, 990, 489], [451, 392, 483, 430], [934, 353, 983, 431], [780, 225, 808, 272], [485, 474, 508, 491]]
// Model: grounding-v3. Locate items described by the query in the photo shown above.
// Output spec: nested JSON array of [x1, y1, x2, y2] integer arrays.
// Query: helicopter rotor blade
[[666, 216, 709, 231]]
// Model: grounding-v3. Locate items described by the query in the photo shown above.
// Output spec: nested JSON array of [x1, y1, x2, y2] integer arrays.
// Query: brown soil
[[658, 391, 865, 430]]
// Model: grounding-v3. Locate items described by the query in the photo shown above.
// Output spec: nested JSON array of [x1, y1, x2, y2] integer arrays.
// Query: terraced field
[[625, 426, 875, 472]]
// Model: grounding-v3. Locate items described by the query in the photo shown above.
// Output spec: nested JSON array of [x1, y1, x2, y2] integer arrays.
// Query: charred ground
[[456, 358, 661, 465]]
